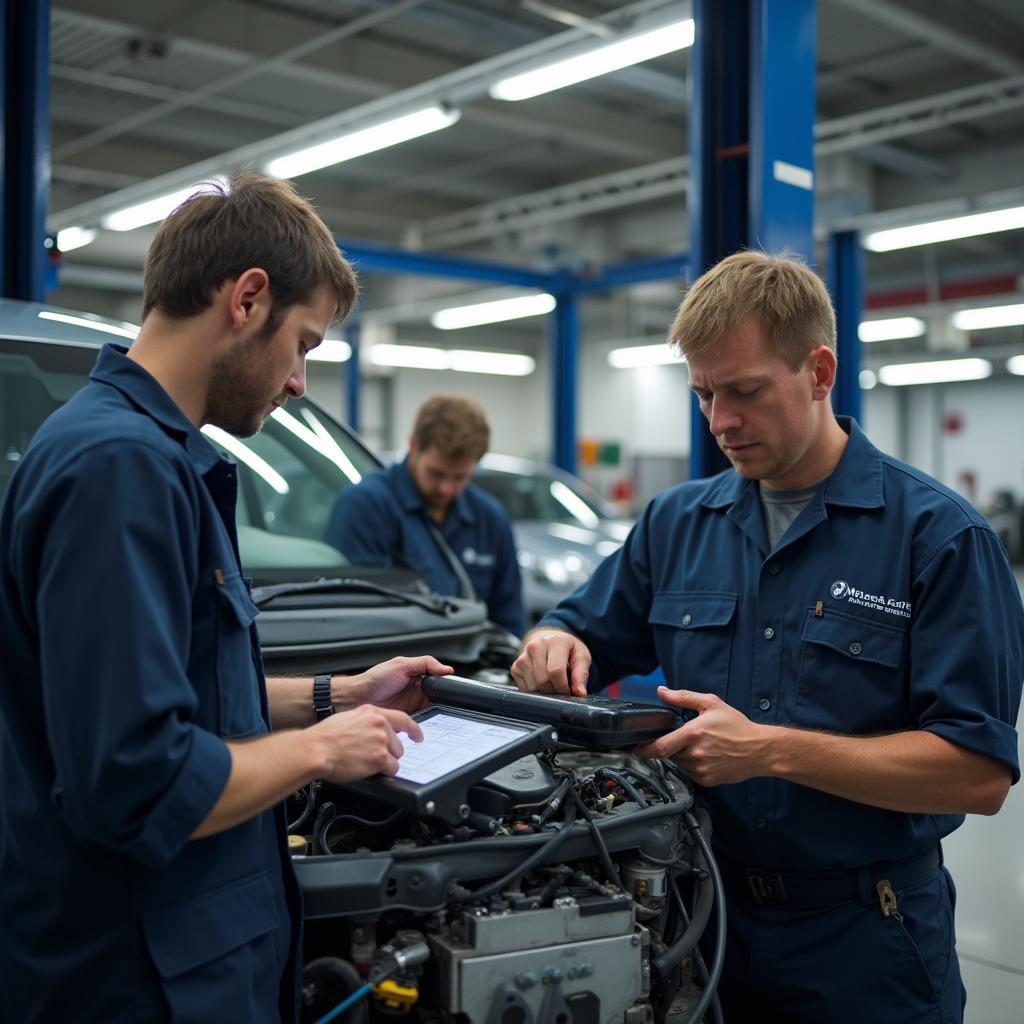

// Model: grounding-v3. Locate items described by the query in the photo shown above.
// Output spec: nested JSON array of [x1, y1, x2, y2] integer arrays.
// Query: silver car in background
[[473, 453, 634, 622]]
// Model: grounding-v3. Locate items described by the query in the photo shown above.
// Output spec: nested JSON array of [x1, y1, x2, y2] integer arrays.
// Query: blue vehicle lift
[[12, 1, 863, 473]]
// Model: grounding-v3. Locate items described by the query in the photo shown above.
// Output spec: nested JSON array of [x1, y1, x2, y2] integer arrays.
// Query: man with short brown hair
[[327, 393, 524, 635], [512, 250, 1023, 1023], [0, 171, 450, 1022]]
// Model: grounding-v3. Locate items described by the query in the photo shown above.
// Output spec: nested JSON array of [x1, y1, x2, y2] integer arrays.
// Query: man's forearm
[[191, 729, 326, 838], [762, 725, 1011, 815], [265, 675, 361, 730]]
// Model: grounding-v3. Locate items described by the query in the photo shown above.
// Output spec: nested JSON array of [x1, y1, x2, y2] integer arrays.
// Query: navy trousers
[[704, 867, 965, 1023]]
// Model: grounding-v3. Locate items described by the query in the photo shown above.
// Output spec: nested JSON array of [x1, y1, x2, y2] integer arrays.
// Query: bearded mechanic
[[511, 250, 1023, 1023], [0, 172, 450, 1023]]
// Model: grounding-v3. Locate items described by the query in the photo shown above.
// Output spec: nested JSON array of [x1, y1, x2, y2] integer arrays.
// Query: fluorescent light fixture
[[370, 343, 450, 370], [102, 177, 228, 232], [607, 343, 680, 368], [266, 106, 460, 179], [864, 205, 1024, 252], [201, 425, 289, 494], [431, 293, 555, 330], [307, 338, 352, 363], [859, 369, 878, 390], [858, 317, 926, 343], [369, 343, 535, 376], [56, 227, 98, 252], [1007, 355, 1024, 376], [878, 358, 992, 387], [450, 350, 535, 375], [951, 303, 1024, 332], [38, 310, 138, 340], [490, 18, 695, 101]]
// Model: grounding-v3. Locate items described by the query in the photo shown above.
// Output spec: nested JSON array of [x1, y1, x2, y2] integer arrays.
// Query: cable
[[569, 789, 624, 891], [593, 767, 648, 808], [679, 810, 726, 1024], [312, 983, 372, 1024], [668, 874, 723, 1024], [450, 799, 578, 903], [318, 808, 406, 855], [287, 783, 316, 834]]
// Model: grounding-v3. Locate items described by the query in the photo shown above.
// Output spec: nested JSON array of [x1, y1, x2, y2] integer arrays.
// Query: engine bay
[[289, 739, 724, 1024]]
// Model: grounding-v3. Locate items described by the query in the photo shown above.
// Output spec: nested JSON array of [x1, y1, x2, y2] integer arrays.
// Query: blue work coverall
[[0, 345, 300, 1022], [540, 418, 1023, 1023], [326, 457, 525, 635]]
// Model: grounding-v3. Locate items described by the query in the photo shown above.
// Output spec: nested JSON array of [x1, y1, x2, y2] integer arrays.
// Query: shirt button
[[763, 626, 775, 640], [849, 641, 863, 656], [767, 562, 780, 575], [681, 614, 692, 626], [755, 817, 767, 830], [759, 698, 771, 711]]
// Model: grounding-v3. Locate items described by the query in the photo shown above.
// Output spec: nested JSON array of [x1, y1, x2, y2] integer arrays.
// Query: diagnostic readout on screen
[[395, 712, 530, 784]]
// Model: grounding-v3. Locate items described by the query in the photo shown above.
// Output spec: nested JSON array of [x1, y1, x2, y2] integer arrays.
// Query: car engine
[[289, 746, 724, 1024]]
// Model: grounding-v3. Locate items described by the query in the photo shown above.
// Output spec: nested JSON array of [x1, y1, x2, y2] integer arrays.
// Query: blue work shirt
[[541, 419, 1023, 871], [0, 345, 300, 1022], [326, 457, 525, 635]]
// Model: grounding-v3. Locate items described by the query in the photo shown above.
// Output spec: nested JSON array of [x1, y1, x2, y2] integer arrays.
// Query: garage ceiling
[[45, 0, 1024, 337]]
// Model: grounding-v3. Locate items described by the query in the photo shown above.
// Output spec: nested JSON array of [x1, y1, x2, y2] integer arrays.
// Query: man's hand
[[313, 704, 424, 783], [634, 687, 769, 786], [511, 630, 591, 696], [342, 655, 453, 715]]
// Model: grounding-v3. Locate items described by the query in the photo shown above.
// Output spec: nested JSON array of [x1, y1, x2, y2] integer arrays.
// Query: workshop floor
[[940, 567, 1024, 1023]]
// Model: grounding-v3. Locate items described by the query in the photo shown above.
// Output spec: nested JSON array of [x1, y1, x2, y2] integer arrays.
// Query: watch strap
[[313, 674, 334, 721]]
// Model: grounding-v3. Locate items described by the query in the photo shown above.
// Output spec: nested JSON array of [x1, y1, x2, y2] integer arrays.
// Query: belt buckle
[[746, 871, 787, 904]]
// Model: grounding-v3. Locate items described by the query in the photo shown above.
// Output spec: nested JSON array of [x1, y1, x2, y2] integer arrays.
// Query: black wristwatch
[[313, 674, 334, 722]]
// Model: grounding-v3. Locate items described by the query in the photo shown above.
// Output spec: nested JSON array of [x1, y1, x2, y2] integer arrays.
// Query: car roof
[[0, 298, 138, 349]]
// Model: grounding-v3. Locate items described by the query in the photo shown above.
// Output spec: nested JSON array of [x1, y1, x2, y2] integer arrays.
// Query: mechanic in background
[[326, 393, 525, 636], [0, 171, 450, 1023], [511, 250, 1024, 1024]]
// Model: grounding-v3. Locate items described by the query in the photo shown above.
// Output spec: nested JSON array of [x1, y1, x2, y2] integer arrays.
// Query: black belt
[[718, 845, 942, 909]]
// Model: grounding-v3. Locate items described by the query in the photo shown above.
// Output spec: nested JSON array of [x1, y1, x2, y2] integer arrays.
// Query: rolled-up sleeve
[[910, 524, 1023, 783], [25, 441, 232, 867]]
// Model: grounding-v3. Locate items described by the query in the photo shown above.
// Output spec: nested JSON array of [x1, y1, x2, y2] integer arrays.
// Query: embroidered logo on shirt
[[830, 579, 912, 619], [462, 547, 495, 567]]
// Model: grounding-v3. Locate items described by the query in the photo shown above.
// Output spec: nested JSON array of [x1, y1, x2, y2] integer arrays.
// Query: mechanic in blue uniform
[[511, 251, 1023, 1024], [0, 172, 451, 1023], [326, 393, 525, 635]]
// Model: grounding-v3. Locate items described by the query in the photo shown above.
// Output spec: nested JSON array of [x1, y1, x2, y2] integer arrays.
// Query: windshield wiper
[[250, 577, 460, 615]]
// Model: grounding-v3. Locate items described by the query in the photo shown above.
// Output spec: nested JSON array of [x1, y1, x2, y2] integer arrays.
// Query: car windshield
[[0, 337, 382, 581], [474, 465, 613, 528]]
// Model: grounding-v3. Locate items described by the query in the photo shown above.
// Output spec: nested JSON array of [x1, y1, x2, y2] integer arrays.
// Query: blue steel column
[[688, 0, 817, 479], [749, 0, 816, 261], [1, 0, 50, 301], [688, 0, 749, 479], [343, 321, 361, 431], [549, 285, 578, 475], [827, 230, 863, 423]]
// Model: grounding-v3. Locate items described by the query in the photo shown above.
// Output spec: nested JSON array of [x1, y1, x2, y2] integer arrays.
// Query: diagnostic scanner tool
[[421, 674, 677, 748]]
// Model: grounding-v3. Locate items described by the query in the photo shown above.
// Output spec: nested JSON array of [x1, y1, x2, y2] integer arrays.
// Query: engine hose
[[304, 958, 369, 1024], [618, 765, 674, 804], [537, 776, 573, 825], [593, 767, 648, 808], [569, 789, 624, 891], [677, 811, 727, 1024], [450, 799, 577, 903], [651, 862, 713, 977], [288, 784, 316, 834]]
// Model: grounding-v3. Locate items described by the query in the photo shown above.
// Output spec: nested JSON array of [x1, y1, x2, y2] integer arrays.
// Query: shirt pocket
[[796, 608, 907, 732], [648, 591, 737, 699], [214, 571, 265, 739], [143, 871, 283, 1023]]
